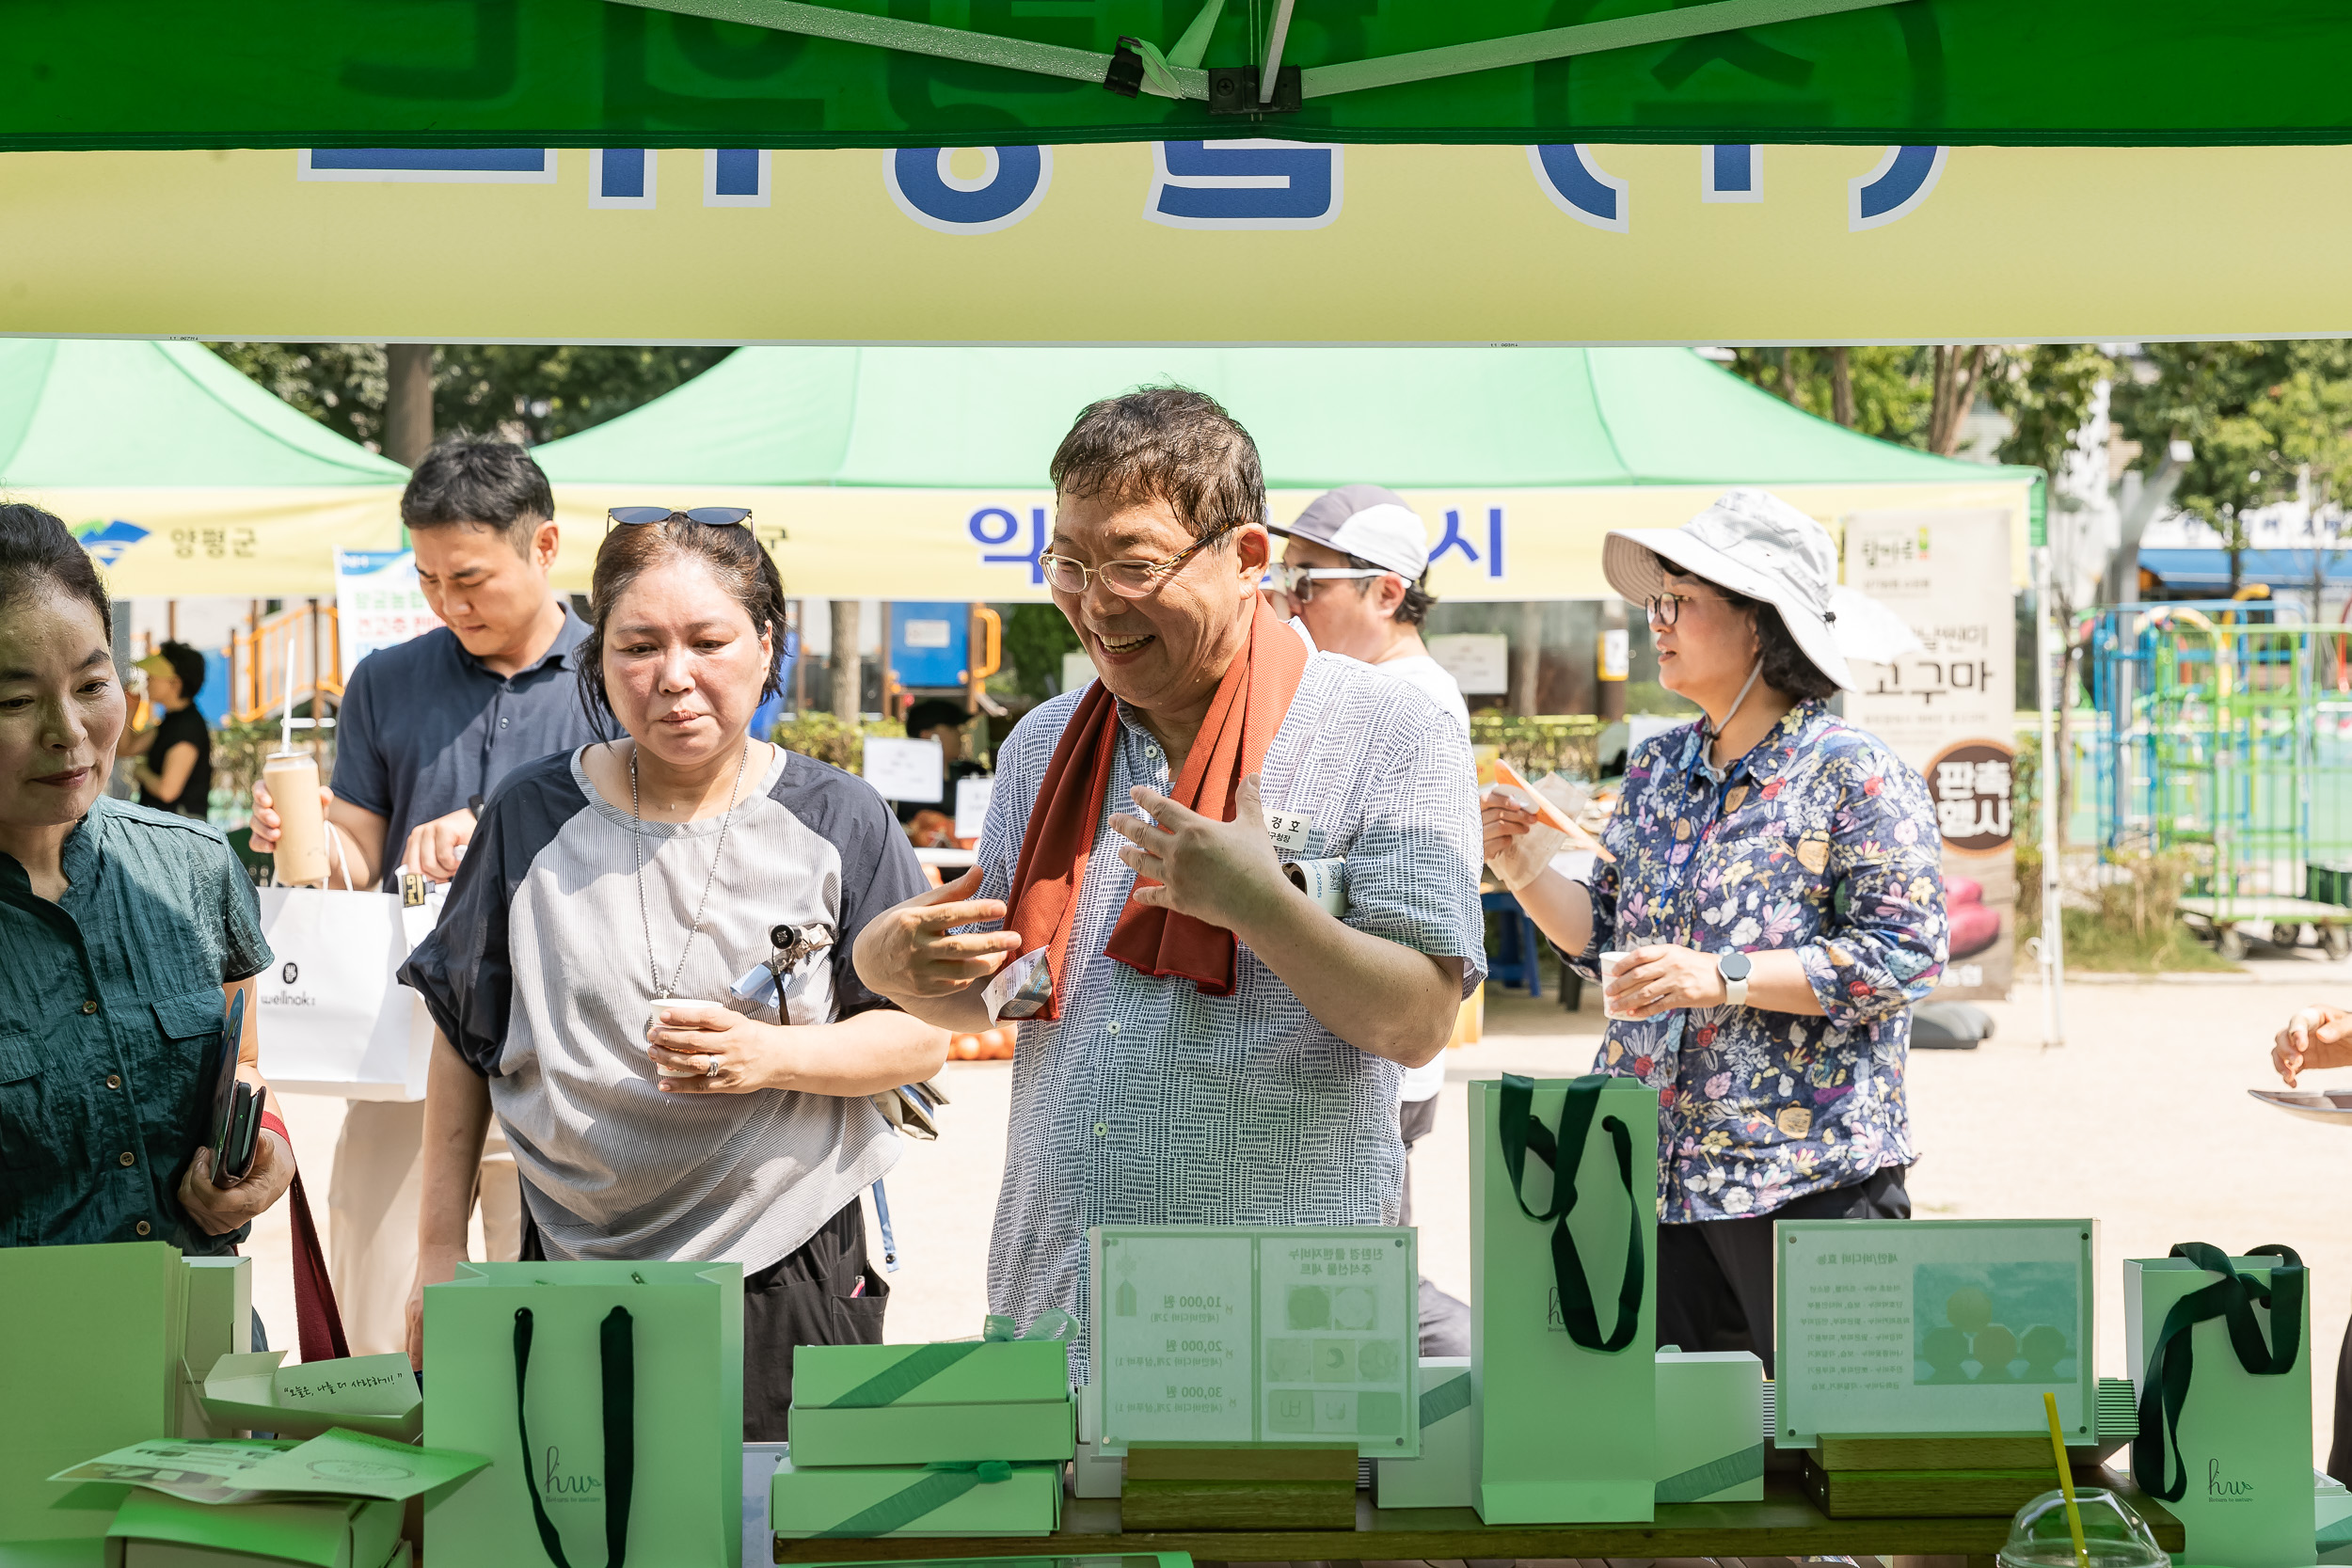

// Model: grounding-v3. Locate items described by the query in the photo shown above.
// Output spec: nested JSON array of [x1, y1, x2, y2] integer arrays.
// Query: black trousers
[[1654, 1165, 1911, 1378], [520, 1192, 888, 1440]]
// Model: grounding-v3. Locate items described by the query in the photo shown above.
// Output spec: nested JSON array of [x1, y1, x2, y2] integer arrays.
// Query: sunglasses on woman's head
[[605, 506, 754, 531]]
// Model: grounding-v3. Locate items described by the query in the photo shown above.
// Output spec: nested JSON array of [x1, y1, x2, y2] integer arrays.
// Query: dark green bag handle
[[1497, 1072, 1644, 1353], [515, 1305, 635, 1568], [2131, 1242, 2304, 1502]]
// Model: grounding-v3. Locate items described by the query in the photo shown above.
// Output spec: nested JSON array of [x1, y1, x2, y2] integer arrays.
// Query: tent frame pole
[[2034, 544, 2066, 1047]]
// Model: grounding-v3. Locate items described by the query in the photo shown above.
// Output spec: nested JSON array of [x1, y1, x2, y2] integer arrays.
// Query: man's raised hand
[[852, 868, 1024, 1001], [1111, 774, 1292, 933]]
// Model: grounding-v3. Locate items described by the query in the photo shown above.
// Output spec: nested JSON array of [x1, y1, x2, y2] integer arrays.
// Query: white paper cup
[[1598, 950, 1631, 1021]]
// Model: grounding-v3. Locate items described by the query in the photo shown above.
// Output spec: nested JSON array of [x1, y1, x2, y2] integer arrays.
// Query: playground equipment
[[2087, 601, 2352, 958]]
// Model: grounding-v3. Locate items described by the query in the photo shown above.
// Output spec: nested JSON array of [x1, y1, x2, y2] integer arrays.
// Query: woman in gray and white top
[[400, 509, 942, 1437]]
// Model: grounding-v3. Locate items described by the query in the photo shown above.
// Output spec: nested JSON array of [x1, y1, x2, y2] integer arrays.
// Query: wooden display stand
[[774, 1469, 2184, 1564], [1119, 1448, 1357, 1531]]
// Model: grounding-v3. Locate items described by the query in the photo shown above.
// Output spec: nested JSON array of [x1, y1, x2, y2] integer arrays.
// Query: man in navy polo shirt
[[249, 436, 608, 1354]]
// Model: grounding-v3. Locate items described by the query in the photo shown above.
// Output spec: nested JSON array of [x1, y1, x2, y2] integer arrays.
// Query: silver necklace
[[629, 739, 752, 1000]]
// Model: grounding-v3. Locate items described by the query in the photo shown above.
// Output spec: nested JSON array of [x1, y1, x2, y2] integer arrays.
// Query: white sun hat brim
[[1601, 490, 1921, 691]]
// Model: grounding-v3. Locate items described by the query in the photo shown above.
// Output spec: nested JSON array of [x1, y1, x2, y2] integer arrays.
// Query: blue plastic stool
[[1480, 888, 1544, 999]]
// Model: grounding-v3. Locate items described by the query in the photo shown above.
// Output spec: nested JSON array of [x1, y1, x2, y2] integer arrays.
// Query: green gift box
[[106, 1489, 400, 1568], [1, 1243, 188, 1544], [1655, 1350, 1764, 1504], [2126, 1247, 2312, 1568], [769, 1460, 1061, 1539], [1374, 1357, 1472, 1510], [789, 1331, 1073, 1467], [787, 1402, 1073, 1468], [792, 1338, 1069, 1407], [421, 1259, 743, 1568], [1470, 1075, 1658, 1524]]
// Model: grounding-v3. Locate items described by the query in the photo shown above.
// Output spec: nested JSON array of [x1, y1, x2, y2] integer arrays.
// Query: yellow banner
[[551, 479, 2036, 601], [0, 142, 2344, 342], [28, 487, 405, 597]]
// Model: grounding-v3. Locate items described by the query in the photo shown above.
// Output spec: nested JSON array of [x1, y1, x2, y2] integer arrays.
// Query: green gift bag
[[2126, 1243, 2311, 1568], [421, 1260, 743, 1568], [1469, 1074, 1658, 1524], [0, 1243, 187, 1543]]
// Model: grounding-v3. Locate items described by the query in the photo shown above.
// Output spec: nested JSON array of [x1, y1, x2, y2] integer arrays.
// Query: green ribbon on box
[[1656, 1442, 1766, 1503], [1419, 1371, 1471, 1429], [814, 1461, 1013, 1538], [819, 1312, 1076, 1409]]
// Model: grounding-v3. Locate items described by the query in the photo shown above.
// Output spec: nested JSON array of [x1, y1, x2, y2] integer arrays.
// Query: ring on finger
[[699, 1053, 720, 1076]]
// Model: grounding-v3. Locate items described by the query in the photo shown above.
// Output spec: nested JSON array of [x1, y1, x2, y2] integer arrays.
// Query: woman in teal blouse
[[0, 504, 292, 1251]]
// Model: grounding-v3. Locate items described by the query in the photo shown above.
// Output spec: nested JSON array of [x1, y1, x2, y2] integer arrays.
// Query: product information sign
[[1842, 509, 2018, 999], [1775, 1218, 2096, 1445], [1089, 1225, 1419, 1457], [333, 549, 442, 684]]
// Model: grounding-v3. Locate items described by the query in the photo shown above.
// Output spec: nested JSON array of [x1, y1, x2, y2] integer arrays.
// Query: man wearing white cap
[[1272, 483, 1471, 1355], [1269, 483, 1470, 738], [1486, 488, 1946, 1373]]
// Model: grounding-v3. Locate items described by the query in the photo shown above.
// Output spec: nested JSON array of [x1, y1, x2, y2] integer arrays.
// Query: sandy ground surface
[[246, 955, 2352, 1462]]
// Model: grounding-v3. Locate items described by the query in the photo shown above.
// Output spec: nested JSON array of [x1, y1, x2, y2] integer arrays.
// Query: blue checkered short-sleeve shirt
[[972, 653, 1486, 1374]]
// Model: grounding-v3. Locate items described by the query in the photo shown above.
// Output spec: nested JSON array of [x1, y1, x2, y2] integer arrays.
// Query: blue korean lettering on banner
[[1146, 140, 1343, 230], [1704, 144, 1761, 203], [887, 147, 1052, 235], [1432, 508, 1506, 579], [1851, 146, 1947, 230], [1528, 145, 1629, 232], [599, 149, 647, 199], [308, 149, 548, 174], [712, 150, 760, 198], [970, 506, 1047, 584]]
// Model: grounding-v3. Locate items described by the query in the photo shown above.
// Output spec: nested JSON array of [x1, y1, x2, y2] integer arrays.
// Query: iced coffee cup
[[263, 752, 328, 887], [1598, 950, 1632, 1021]]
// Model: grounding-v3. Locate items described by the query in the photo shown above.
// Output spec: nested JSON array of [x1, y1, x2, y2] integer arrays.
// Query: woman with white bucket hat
[[1486, 487, 1947, 1371]]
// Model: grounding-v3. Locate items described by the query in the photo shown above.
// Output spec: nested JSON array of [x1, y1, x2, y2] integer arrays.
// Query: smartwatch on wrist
[[1716, 950, 1753, 1007]]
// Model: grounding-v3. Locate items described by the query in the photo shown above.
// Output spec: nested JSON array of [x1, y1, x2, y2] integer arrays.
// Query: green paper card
[[1088, 1226, 1419, 1457], [193, 1354, 420, 1446], [787, 1401, 1074, 1467], [1774, 1218, 2096, 1444], [54, 1433, 485, 1506]]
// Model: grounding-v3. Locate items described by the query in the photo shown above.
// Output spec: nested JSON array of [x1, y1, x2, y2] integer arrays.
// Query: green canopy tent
[[532, 342, 2036, 599], [5, 0, 2349, 150], [0, 338, 407, 597]]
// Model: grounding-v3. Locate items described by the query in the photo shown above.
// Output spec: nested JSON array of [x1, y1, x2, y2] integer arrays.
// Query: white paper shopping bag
[[254, 887, 430, 1100]]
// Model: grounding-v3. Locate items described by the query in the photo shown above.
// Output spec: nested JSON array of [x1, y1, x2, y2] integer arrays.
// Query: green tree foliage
[[995, 601, 1082, 704], [1724, 347, 1936, 445], [207, 342, 731, 450], [2108, 341, 2352, 580], [1985, 344, 2116, 482]]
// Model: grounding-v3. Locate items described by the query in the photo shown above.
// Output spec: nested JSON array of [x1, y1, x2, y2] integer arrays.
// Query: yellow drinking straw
[[2043, 1390, 2092, 1568]]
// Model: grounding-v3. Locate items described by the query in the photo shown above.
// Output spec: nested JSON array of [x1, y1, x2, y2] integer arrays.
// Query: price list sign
[[1775, 1218, 2095, 1444], [1089, 1226, 1419, 1456]]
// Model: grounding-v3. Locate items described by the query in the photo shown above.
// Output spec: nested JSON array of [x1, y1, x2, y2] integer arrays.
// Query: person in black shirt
[[126, 641, 214, 818]]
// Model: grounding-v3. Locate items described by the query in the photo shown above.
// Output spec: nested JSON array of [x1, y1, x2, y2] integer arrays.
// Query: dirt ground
[[247, 959, 2352, 1464]]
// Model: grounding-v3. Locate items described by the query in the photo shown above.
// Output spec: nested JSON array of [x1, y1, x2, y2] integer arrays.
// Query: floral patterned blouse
[[1566, 700, 1947, 1224]]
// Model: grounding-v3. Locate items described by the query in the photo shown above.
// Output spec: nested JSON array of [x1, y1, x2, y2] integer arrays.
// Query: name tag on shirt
[[1263, 807, 1314, 852]]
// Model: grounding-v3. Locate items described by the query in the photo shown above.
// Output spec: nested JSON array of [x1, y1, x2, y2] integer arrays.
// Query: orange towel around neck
[[1001, 598, 1309, 1019]]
